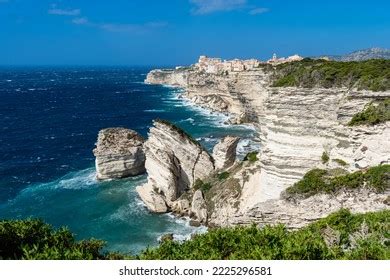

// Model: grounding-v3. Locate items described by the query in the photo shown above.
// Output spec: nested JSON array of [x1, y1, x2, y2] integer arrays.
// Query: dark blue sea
[[0, 67, 258, 254]]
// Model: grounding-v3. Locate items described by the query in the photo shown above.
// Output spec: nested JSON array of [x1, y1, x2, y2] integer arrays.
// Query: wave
[[143, 109, 166, 113]]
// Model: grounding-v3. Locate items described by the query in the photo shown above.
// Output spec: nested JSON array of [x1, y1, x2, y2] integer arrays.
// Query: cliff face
[[93, 128, 145, 180], [146, 67, 390, 205], [136, 120, 215, 213]]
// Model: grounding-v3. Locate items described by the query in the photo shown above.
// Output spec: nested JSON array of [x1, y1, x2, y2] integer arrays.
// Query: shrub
[[2, 211, 389, 260], [138, 209, 390, 260], [217, 172, 230, 181], [348, 98, 390, 126], [333, 158, 348, 166], [244, 151, 259, 162], [285, 165, 390, 198], [271, 59, 390, 92], [0, 219, 127, 260], [321, 152, 330, 164], [193, 179, 212, 193]]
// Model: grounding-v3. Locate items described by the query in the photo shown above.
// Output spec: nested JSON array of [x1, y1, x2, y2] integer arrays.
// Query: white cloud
[[48, 4, 81, 16], [71, 17, 167, 34], [249, 7, 269, 15], [190, 0, 247, 15], [72, 17, 89, 25]]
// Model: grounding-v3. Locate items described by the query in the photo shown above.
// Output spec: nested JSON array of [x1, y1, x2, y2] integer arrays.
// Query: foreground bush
[[139, 209, 389, 260], [0, 219, 126, 260], [1, 210, 389, 260]]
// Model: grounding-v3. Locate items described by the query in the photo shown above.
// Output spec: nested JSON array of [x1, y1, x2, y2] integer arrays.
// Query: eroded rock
[[212, 136, 240, 170], [93, 128, 145, 180]]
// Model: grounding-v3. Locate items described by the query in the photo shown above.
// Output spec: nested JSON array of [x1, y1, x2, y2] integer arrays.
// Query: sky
[[0, 0, 389, 66]]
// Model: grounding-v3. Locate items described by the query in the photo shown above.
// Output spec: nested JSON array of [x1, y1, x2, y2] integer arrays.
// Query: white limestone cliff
[[137, 120, 215, 212], [145, 62, 390, 227], [212, 136, 240, 170], [93, 128, 145, 180]]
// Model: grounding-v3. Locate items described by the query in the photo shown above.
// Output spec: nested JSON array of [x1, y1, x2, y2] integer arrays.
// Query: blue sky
[[1, 0, 389, 66]]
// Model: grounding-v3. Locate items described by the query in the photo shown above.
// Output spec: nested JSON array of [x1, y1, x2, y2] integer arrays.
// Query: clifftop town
[[192, 54, 303, 74]]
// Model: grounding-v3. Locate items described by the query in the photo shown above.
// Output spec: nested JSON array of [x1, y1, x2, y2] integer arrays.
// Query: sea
[[0, 66, 259, 254]]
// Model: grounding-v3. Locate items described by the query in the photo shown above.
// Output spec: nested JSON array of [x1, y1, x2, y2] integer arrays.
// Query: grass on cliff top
[[284, 165, 390, 199], [348, 98, 390, 126], [2, 210, 389, 260], [272, 58, 390, 91]]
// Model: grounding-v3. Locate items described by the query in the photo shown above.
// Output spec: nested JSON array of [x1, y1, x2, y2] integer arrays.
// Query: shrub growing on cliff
[[244, 151, 259, 162], [272, 59, 390, 91], [285, 164, 390, 198], [348, 98, 390, 126], [217, 172, 230, 181], [321, 152, 330, 164], [139, 209, 390, 260], [333, 158, 348, 166], [193, 179, 212, 193]]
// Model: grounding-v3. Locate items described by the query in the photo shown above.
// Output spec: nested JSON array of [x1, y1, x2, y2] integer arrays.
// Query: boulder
[[191, 190, 208, 223], [93, 128, 145, 180], [212, 136, 240, 170], [136, 184, 168, 213]]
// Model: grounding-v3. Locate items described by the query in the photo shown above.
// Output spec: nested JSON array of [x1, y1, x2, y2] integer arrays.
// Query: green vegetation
[[285, 165, 390, 198], [348, 98, 390, 126], [217, 171, 230, 181], [272, 59, 390, 91], [321, 151, 330, 164], [193, 178, 212, 193], [0, 219, 127, 260], [333, 158, 348, 166], [244, 151, 259, 162], [2, 210, 389, 260], [139, 209, 390, 260]]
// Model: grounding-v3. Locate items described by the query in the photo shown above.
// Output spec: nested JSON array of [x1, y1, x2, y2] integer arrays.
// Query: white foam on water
[[143, 109, 166, 113]]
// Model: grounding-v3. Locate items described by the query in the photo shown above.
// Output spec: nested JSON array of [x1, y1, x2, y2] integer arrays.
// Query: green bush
[[0, 219, 127, 260], [193, 179, 212, 193], [333, 158, 348, 166], [138, 209, 390, 260], [2, 211, 389, 260], [272, 59, 390, 91], [285, 164, 390, 198], [348, 98, 390, 126], [321, 152, 330, 164], [244, 151, 259, 162], [217, 172, 230, 181]]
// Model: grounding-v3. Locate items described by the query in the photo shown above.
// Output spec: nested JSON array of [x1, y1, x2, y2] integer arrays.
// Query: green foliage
[[243, 151, 259, 162], [0, 219, 127, 260], [348, 98, 390, 126], [321, 151, 330, 164], [272, 59, 390, 91], [193, 179, 212, 193], [2, 211, 389, 260], [285, 165, 390, 198], [138, 209, 390, 260], [333, 158, 348, 166], [217, 172, 230, 181]]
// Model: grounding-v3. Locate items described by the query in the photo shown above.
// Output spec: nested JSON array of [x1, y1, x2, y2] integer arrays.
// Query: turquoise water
[[0, 67, 258, 254]]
